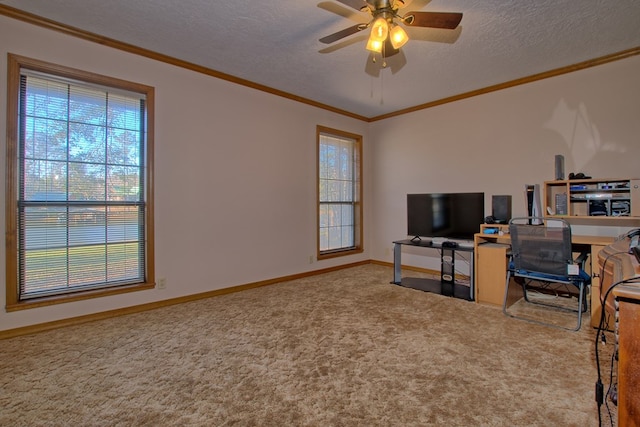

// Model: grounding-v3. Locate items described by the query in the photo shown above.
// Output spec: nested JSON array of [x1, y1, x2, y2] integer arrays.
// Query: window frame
[[5, 53, 155, 311], [316, 125, 363, 260]]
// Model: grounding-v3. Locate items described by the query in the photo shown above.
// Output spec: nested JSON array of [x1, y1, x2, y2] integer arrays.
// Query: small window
[[5, 54, 155, 310], [317, 126, 363, 259]]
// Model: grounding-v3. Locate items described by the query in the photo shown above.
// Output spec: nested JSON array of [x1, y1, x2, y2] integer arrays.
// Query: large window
[[317, 126, 362, 259], [5, 54, 155, 310]]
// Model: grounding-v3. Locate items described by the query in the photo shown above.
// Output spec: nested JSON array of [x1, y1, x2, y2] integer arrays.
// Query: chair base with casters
[[501, 217, 591, 332], [503, 268, 589, 331]]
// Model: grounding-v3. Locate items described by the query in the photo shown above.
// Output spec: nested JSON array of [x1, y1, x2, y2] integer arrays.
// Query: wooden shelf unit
[[544, 178, 640, 220]]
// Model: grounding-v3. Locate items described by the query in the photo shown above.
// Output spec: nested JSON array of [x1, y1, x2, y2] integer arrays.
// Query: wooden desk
[[473, 224, 614, 321], [474, 224, 614, 248]]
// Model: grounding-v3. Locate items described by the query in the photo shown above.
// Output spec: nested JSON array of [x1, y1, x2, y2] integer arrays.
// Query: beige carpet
[[0, 264, 610, 426]]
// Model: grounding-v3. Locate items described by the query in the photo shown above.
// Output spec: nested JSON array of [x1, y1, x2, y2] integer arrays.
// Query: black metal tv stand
[[392, 239, 475, 301]]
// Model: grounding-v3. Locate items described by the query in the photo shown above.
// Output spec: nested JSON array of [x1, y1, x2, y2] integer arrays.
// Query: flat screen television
[[407, 192, 485, 240]]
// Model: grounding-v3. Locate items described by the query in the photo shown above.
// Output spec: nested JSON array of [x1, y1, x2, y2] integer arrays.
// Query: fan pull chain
[[382, 43, 388, 68], [371, 53, 387, 68], [379, 64, 385, 105], [369, 62, 384, 106]]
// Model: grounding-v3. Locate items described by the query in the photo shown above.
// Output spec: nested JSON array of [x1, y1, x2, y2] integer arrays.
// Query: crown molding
[[2, 5, 639, 123]]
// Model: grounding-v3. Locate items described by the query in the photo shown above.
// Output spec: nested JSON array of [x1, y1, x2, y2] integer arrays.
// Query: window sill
[[318, 247, 363, 261], [5, 282, 155, 312]]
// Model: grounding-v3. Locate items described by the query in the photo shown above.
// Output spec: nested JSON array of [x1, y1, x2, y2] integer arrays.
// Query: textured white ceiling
[[2, 0, 639, 119]]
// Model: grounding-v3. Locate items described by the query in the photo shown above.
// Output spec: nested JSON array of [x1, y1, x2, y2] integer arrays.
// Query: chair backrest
[[509, 217, 573, 277]]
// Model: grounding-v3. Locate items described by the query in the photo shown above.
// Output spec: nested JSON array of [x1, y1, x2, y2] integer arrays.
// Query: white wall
[[0, 16, 370, 331], [369, 55, 640, 270], [2, 15, 639, 332]]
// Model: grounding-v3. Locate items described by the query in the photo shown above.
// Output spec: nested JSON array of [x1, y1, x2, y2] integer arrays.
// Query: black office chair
[[502, 217, 590, 331]]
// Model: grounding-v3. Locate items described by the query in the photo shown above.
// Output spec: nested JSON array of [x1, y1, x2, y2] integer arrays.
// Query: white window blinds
[[17, 71, 147, 299]]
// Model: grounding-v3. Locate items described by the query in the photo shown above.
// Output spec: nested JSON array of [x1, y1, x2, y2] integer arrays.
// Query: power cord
[[595, 251, 624, 427]]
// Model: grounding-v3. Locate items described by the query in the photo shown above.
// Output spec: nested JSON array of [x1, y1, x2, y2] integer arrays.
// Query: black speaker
[[555, 154, 565, 180], [492, 195, 512, 223]]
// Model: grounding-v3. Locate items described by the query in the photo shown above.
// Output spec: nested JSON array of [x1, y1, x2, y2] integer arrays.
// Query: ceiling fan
[[319, 0, 462, 58]]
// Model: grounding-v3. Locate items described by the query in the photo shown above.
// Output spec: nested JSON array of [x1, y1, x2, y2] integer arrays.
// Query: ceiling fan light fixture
[[366, 37, 384, 53], [389, 25, 408, 49], [319, 2, 463, 66], [370, 17, 389, 42]]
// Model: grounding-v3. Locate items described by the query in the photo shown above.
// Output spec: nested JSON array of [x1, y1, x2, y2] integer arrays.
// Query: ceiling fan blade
[[335, 0, 368, 12], [403, 11, 462, 29], [319, 24, 367, 44]]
